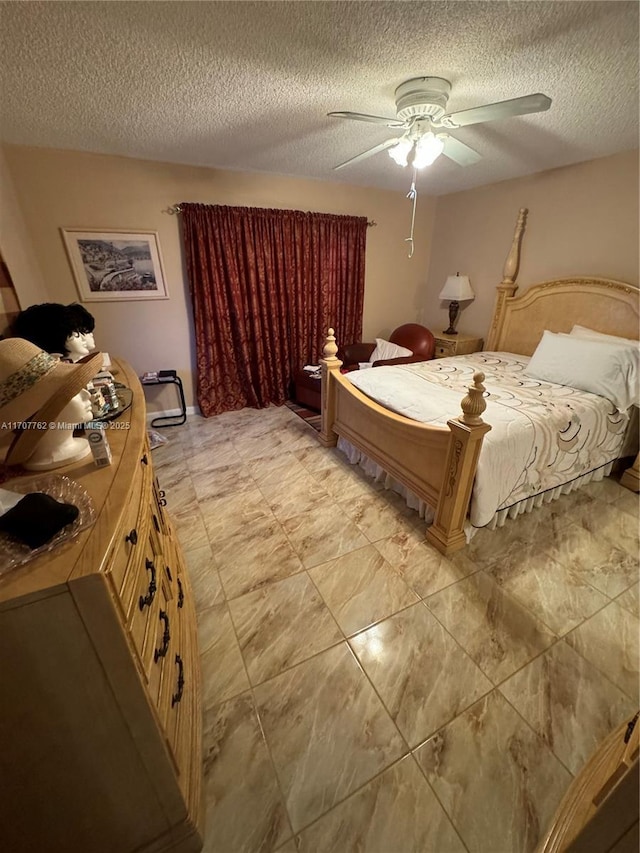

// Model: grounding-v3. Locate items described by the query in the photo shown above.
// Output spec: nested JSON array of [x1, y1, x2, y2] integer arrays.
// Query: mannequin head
[[23, 389, 93, 471], [65, 331, 96, 362], [59, 388, 94, 425], [12, 302, 96, 359], [0, 338, 102, 467], [64, 304, 96, 361]]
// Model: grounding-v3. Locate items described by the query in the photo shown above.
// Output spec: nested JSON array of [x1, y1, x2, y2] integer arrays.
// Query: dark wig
[[65, 303, 95, 334], [12, 302, 95, 354]]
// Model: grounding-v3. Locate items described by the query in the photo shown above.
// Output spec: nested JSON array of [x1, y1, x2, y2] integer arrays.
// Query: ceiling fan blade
[[441, 135, 482, 167], [441, 93, 552, 128], [333, 138, 400, 170], [328, 111, 406, 128]]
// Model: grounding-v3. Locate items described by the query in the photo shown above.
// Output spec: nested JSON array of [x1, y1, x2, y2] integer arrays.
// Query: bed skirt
[[337, 437, 614, 541]]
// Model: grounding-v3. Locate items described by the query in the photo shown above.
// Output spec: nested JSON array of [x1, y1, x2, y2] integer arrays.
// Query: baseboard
[[145, 405, 200, 424]]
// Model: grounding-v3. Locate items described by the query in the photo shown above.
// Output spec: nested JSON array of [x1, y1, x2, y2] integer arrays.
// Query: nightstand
[[434, 332, 484, 359], [294, 369, 322, 411]]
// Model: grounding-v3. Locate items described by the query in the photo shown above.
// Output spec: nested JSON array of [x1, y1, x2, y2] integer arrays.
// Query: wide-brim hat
[[0, 338, 102, 466]]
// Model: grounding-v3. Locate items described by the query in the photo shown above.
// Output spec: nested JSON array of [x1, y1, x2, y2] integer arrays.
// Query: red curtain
[[180, 204, 367, 416]]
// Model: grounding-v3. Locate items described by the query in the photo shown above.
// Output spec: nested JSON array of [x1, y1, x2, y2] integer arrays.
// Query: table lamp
[[439, 273, 474, 335]]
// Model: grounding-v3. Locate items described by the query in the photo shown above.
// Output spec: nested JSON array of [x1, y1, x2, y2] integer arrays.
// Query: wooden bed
[[319, 208, 640, 555]]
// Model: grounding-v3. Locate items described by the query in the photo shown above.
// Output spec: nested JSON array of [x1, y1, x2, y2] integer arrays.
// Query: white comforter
[[345, 352, 630, 527]]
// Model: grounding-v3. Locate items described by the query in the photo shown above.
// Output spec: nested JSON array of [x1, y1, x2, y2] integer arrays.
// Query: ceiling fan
[[328, 77, 552, 171]]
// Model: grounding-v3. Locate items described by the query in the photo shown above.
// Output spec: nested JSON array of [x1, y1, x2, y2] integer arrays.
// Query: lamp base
[[443, 300, 460, 335]]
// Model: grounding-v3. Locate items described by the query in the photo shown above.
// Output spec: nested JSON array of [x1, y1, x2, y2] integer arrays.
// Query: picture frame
[[61, 229, 169, 302]]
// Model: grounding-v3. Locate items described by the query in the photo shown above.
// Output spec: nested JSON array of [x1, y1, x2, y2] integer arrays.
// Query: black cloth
[[0, 492, 79, 549]]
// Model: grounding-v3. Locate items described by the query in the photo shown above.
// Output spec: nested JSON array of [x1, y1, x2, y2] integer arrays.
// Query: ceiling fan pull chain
[[405, 170, 418, 258]]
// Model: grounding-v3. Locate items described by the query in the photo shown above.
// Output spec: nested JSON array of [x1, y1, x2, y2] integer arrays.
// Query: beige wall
[[423, 150, 640, 342], [1, 145, 435, 411], [5, 143, 636, 415], [0, 148, 48, 308]]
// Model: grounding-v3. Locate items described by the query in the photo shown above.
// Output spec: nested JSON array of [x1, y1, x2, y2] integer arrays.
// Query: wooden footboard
[[319, 330, 491, 555]]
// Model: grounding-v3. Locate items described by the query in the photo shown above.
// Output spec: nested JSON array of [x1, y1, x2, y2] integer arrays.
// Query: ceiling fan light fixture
[[412, 132, 445, 168], [330, 76, 551, 173], [388, 138, 412, 167]]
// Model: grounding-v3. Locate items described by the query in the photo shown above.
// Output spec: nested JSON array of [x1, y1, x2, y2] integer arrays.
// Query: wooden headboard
[[485, 209, 640, 355]]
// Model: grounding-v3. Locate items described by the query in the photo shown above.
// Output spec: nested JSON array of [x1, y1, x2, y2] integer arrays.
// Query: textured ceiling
[[0, 1, 638, 195]]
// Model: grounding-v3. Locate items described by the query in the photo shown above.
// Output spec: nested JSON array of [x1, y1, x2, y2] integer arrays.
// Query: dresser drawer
[[164, 600, 192, 791], [158, 615, 187, 768], [436, 341, 456, 358], [146, 570, 177, 711], [434, 335, 483, 358], [152, 477, 170, 536], [126, 531, 161, 667], [119, 461, 160, 614], [152, 541, 192, 776], [157, 539, 186, 719], [170, 651, 193, 799], [107, 464, 146, 605], [112, 447, 154, 604]]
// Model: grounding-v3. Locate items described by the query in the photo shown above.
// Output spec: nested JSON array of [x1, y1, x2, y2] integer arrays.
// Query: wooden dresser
[[537, 714, 639, 852], [0, 360, 203, 853]]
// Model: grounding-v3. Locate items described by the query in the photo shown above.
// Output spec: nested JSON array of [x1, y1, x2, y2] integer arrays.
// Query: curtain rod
[[166, 204, 376, 227]]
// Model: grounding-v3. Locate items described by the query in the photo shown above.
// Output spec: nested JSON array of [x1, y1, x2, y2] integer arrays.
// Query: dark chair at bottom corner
[[339, 323, 436, 371]]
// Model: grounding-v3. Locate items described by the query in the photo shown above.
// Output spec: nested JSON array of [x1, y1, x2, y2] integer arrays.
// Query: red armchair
[[339, 323, 435, 371]]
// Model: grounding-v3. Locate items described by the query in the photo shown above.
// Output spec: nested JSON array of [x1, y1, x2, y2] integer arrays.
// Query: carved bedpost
[[620, 453, 640, 492], [485, 207, 528, 351], [426, 372, 491, 555], [319, 328, 343, 447]]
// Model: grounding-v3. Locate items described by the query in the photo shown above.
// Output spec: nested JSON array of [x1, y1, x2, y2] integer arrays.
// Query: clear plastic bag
[[147, 428, 169, 450]]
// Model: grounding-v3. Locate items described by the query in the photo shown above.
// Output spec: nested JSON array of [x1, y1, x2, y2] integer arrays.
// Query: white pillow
[[525, 330, 639, 411], [370, 338, 413, 363], [570, 324, 639, 349]]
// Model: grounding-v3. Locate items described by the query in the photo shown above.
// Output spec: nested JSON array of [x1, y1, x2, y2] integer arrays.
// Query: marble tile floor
[[153, 406, 640, 853]]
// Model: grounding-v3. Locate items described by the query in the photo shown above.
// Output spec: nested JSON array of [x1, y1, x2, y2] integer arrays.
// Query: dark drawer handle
[[154, 610, 170, 662], [153, 514, 160, 532], [125, 528, 138, 546], [139, 559, 156, 611], [171, 654, 184, 707], [624, 712, 639, 744], [141, 453, 148, 466], [166, 564, 172, 582], [177, 577, 184, 609]]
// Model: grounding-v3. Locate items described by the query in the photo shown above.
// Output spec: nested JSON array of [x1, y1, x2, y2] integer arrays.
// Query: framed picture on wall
[[61, 229, 169, 302]]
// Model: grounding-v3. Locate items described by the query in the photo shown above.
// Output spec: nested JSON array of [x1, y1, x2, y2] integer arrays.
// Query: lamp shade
[[412, 133, 445, 168], [439, 274, 474, 302], [388, 138, 412, 167]]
